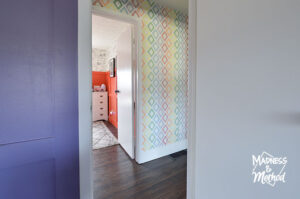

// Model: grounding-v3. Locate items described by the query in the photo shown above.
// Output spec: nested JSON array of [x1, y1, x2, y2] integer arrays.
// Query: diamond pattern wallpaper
[[92, 0, 188, 151]]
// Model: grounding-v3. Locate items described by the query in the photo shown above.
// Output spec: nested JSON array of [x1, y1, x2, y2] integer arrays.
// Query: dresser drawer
[[94, 100, 106, 107], [93, 92, 107, 99], [95, 106, 107, 114], [93, 100, 107, 112], [96, 112, 106, 118], [92, 92, 108, 121], [93, 112, 108, 121]]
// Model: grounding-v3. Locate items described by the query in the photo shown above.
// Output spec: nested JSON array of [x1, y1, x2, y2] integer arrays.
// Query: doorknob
[[115, 90, 120, 94]]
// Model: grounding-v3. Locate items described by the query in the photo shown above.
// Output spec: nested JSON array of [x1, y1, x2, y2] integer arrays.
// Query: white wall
[[107, 45, 117, 64], [193, 0, 300, 198]]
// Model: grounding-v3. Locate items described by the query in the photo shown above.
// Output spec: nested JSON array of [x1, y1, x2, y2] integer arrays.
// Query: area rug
[[93, 121, 118, 150]]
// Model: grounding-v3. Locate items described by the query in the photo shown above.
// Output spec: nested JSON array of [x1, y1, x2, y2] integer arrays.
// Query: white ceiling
[[92, 15, 130, 49], [154, 0, 188, 14]]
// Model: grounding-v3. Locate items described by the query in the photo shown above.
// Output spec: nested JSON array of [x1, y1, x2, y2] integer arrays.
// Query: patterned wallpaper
[[92, 46, 117, 71], [92, 0, 188, 151], [92, 48, 109, 71]]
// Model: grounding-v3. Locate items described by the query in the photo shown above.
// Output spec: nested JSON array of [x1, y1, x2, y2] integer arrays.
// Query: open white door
[[116, 25, 134, 159]]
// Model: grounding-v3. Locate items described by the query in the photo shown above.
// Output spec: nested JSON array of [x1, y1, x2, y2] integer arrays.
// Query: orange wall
[[92, 71, 108, 88], [92, 71, 118, 129], [107, 74, 118, 128]]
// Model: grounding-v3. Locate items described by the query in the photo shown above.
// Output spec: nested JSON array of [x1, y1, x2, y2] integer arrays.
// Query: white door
[[116, 25, 134, 159]]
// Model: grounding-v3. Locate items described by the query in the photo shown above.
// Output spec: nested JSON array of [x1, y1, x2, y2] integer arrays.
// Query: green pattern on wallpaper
[[93, 0, 188, 151]]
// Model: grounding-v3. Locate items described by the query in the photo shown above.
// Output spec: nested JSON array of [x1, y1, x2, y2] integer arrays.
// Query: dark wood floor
[[93, 145, 187, 199], [103, 121, 118, 139]]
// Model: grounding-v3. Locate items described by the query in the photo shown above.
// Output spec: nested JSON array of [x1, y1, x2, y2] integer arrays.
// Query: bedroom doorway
[[91, 13, 137, 159]]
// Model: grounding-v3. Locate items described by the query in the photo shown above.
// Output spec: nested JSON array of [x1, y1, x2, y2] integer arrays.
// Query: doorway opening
[[87, 3, 188, 198], [91, 13, 137, 158]]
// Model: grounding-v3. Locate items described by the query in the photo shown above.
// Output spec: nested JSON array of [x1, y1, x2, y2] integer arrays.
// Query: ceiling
[[154, 0, 188, 14], [92, 15, 130, 49]]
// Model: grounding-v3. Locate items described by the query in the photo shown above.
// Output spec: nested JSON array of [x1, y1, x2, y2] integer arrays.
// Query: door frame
[[78, 1, 196, 199], [78, 3, 142, 199], [91, 7, 141, 159], [187, 0, 197, 198], [78, 0, 93, 198]]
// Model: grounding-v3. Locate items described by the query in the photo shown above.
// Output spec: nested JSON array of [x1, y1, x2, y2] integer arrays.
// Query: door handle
[[115, 90, 120, 94]]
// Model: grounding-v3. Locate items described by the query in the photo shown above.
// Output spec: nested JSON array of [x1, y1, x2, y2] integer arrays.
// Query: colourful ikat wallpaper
[[92, 0, 188, 151]]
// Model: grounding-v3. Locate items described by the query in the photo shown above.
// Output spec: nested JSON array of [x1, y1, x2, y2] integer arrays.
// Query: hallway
[[93, 146, 187, 199]]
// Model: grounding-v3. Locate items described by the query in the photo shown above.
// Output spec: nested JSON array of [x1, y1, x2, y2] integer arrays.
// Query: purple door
[[0, 1, 79, 199]]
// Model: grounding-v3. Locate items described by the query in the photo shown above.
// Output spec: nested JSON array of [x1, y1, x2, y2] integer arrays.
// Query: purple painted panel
[[0, 0, 79, 198], [0, 160, 56, 199], [0, 0, 54, 145]]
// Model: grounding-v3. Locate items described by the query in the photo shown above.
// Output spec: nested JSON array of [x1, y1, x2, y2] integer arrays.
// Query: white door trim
[[78, 3, 142, 199], [78, 0, 93, 199], [91, 7, 142, 161], [187, 0, 197, 198]]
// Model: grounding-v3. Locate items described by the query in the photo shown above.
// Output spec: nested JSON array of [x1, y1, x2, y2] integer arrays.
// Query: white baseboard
[[136, 140, 187, 164]]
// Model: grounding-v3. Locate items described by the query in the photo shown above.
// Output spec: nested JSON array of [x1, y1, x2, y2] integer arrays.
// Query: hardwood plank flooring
[[93, 145, 187, 199], [103, 121, 118, 139]]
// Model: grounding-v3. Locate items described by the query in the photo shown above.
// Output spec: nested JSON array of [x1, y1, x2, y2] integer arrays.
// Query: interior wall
[[92, 0, 188, 162], [92, 71, 108, 88], [92, 46, 118, 128], [0, 0, 80, 198], [92, 48, 109, 71], [92, 46, 117, 72], [194, 0, 300, 198], [107, 71, 118, 128]]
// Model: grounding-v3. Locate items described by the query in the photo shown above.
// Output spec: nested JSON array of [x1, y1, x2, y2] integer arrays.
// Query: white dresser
[[92, 92, 108, 121]]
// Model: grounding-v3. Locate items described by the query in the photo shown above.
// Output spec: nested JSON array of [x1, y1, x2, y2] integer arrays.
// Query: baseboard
[[136, 140, 187, 164]]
